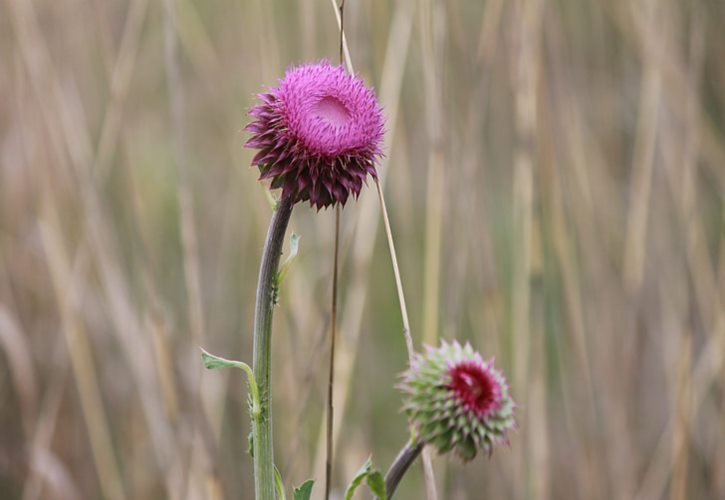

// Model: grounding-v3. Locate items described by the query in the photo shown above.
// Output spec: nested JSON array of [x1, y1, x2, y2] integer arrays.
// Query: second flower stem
[[384, 440, 424, 498], [252, 195, 293, 500]]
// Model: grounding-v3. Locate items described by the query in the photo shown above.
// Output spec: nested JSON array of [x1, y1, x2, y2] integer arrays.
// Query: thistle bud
[[399, 341, 516, 462]]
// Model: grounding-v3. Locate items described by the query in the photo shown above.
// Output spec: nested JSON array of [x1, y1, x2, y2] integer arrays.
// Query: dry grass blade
[[418, 0, 447, 494], [622, 0, 661, 295], [39, 203, 126, 500], [510, 0, 544, 497], [7, 0, 180, 494], [0, 305, 37, 436], [94, 0, 149, 179], [670, 333, 692, 500]]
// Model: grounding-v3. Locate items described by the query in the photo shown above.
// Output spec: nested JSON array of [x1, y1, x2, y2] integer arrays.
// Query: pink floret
[[245, 61, 384, 209]]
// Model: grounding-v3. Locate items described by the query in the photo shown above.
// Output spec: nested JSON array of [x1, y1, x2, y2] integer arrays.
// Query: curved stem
[[252, 195, 294, 500], [384, 440, 424, 498]]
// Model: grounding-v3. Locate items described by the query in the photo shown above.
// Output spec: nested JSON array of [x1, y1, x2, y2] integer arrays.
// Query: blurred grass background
[[1, 0, 724, 498]]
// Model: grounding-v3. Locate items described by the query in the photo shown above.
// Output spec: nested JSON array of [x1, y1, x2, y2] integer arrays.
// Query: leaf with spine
[[265, 190, 278, 210], [366, 471, 386, 499], [345, 458, 372, 500], [344, 458, 387, 500], [274, 466, 286, 500], [293, 480, 314, 500], [200, 349, 247, 370], [199, 348, 260, 416], [275, 233, 300, 301]]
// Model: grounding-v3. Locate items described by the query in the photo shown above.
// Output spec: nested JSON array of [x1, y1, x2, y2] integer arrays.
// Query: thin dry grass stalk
[[39, 202, 126, 500], [311, 0, 418, 489]]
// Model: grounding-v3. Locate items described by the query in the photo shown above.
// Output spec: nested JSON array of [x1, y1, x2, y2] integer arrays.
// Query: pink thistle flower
[[399, 341, 516, 462], [245, 61, 384, 209]]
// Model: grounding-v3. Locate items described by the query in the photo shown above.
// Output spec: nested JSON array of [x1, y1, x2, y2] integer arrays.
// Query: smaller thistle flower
[[245, 61, 384, 209], [399, 341, 516, 462]]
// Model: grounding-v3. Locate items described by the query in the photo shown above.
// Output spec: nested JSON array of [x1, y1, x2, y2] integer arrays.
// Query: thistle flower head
[[399, 341, 516, 462], [245, 61, 384, 209]]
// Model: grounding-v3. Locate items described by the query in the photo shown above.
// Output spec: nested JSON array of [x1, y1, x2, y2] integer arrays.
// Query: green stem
[[252, 195, 293, 500], [383, 440, 424, 498]]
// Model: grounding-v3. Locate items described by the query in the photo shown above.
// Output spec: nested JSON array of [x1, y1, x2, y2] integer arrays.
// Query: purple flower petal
[[244, 61, 385, 209]]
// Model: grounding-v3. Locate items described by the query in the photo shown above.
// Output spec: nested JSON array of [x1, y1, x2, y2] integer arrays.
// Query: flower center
[[314, 95, 351, 127], [448, 362, 499, 416]]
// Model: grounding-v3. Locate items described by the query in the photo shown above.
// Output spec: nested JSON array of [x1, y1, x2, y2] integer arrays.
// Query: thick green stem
[[384, 440, 424, 498], [252, 196, 293, 500]]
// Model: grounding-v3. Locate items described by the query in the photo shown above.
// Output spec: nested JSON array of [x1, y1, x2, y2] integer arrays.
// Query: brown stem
[[384, 440, 424, 498], [325, 206, 341, 500]]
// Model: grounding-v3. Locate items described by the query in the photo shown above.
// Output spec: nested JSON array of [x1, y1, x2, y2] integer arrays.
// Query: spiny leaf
[[366, 471, 386, 499], [265, 189, 278, 210], [344, 457, 387, 500], [274, 466, 286, 500], [200, 348, 260, 416], [345, 458, 372, 500], [276, 233, 300, 294], [293, 479, 314, 500], [201, 348, 248, 371]]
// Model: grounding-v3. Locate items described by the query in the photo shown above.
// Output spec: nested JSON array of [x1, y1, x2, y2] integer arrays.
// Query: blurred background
[[1, 0, 724, 498]]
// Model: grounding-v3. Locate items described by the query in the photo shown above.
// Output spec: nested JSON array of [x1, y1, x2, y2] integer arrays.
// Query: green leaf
[[199, 348, 260, 416], [366, 471, 386, 500], [276, 233, 300, 291], [265, 189, 278, 210], [293, 479, 314, 500], [274, 466, 286, 500], [201, 348, 248, 370], [288, 233, 299, 259], [345, 457, 387, 500], [345, 458, 372, 500]]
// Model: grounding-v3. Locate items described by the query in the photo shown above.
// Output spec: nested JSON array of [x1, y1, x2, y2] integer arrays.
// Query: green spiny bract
[[398, 340, 516, 462]]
